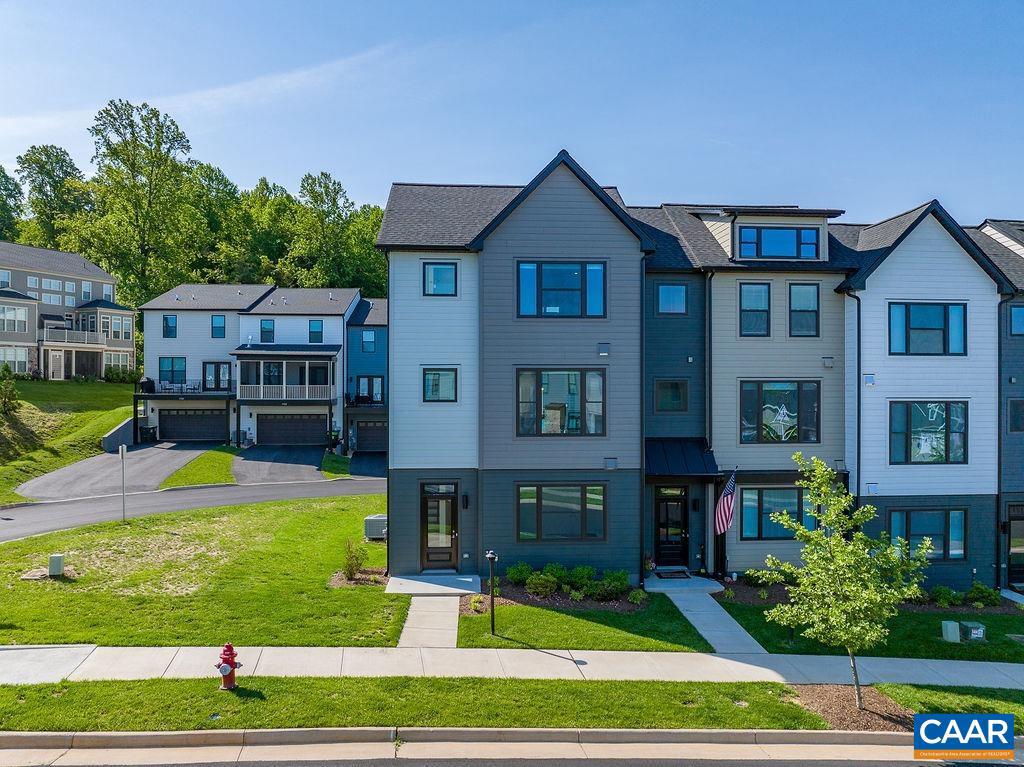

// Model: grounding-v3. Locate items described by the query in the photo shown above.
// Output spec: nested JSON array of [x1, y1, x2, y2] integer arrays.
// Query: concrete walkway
[[3, 644, 1023, 688], [397, 597, 460, 648], [667, 592, 768, 654]]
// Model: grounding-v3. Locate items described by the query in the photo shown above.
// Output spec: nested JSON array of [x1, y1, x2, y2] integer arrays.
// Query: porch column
[[224, 400, 231, 446], [132, 397, 139, 445], [235, 403, 242, 447], [259, 360, 264, 399], [71, 349, 76, 377], [305, 361, 309, 399], [99, 350, 106, 379], [327, 402, 333, 449]]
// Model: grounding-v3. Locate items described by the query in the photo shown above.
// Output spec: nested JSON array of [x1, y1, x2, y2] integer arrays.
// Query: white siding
[[857, 214, 999, 497], [238, 315, 344, 345], [143, 310, 239, 382], [388, 250, 479, 469]]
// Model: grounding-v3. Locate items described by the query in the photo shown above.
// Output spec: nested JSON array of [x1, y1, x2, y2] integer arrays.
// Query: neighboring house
[[378, 150, 1024, 590], [345, 297, 388, 452], [135, 284, 361, 447], [0, 241, 134, 378]]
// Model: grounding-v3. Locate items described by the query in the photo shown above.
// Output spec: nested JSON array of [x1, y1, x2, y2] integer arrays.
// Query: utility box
[[941, 620, 961, 643], [48, 554, 65, 578], [960, 621, 986, 642], [364, 514, 388, 540]]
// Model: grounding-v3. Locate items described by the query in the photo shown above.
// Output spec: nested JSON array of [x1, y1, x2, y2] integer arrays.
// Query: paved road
[[233, 446, 326, 484], [350, 451, 387, 477], [57, 758, 932, 767], [16, 442, 216, 500], [0, 478, 385, 542]]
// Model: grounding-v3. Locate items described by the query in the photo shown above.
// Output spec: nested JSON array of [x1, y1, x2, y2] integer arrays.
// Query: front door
[[49, 350, 64, 380], [421, 483, 458, 569], [655, 487, 688, 567], [1009, 505, 1024, 588]]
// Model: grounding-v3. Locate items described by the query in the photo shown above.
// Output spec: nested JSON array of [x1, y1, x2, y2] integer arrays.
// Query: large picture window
[[740, 487, 814, 540], [517, 484, 606, 542], [739, 283, 770, 337], [0, 306, 28, 333], [517, 369, 605, 436], [890, 509, 965, 560], [517, 262, 605, 317], [0, 347, 28, 373], [423, 368, 457, 402], [890, 401, 967, 464], [738, 226, 819, 259], [740, 381, 820, 443], [889, 303, 966, 355], [158, 357, 186, 384]]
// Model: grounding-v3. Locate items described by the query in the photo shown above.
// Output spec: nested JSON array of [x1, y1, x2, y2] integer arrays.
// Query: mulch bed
[[459, 583, 641, 616], [792, 685, 914, 732], [328, 567, 388, 588]]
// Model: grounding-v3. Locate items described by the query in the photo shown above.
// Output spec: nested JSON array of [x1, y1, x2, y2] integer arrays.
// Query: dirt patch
[[20, 566, 79, 581], [459, 583, 642, 616], [792, 685, 914, 732], [328, 567, 387, 588]]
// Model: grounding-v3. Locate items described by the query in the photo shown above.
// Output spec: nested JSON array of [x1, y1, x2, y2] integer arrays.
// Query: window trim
[[740, 380, 821, 444], [739, 282, 771, 337], [888, 302, 968, 356], [654, 378, 689, 413], [356, 375, 385, 403], [211, 314, 226, 339], [788, 283, 820, 338], [260, 319, 275, 344], [361, 329, 376, 353], [516, 260, 608, 319], [739, 486, 811, 541], [515, 482, 608, 543], [202, 361, 232, 391], [889, 400, 969, 465], [158, 356, 186, 384], [516, 367, 607, 437], [308, 319, 323, 344], [162, 314, 177, 339], [1010, 306, 1024, 336], [422, 367, 458, 403], [422, 261, 458, 297], [655, 283, 688, 316], [889, 508, 967, 561], [736, 225, 821, 260]]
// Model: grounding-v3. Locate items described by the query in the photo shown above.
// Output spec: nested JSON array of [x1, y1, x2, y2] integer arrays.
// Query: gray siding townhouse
[[0, 241, 134, 378]]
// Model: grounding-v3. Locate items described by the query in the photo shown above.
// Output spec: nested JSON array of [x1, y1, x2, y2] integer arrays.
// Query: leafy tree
[[345, 204, 387, 297], [749, 453, 930, 709], [15, 144, 88, 248], [0, 363, 20, 415], [283, 171, 354, 287], [0, 166, 22, 242], [238, 177, 299, 281]]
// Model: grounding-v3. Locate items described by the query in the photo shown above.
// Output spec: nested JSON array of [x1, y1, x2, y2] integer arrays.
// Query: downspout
[[996, 292, 1013, 588], [639, 257, 648, 583], [848, 290, 862, 506], [705, 270, 716, 574], [384, 249, 391, 576]]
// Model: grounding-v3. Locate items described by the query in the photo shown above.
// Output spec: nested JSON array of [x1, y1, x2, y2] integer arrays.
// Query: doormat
[[654, 570, 691, 579]]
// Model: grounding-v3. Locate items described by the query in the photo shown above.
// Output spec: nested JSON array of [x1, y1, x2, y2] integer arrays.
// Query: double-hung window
[[517, 262, 606, 317], [0, 271, 9, 289], [81, 281, 92, 301], [308, 319, 323, 344], [123, 317, 132, 340], [517, 484, 606, 541], [740, 487, 814, 540], [889, 303, 966, 355], [890, 509, 965, 560], [42, 278, 61, 291], [211, 315, 225, 339], [158, 357, 186, 384], [0, 347, 27, 373], [162, 314, 177, 338], [423, 262, 457, 296], [0, 306, 27, 333], [657, 284, 687, 315], [889, 401, 967, 464], [112, 316, 122, 339], [27, 276, 38, 289], [741, 381, 820, 443], [101, 315, 110, 338], [517, 369, 605, 436], [423, 368, 457, 402], [789, 284, 819, 337], [102, 284, 113, 302], [738, 226, 819, 259], [739, 283, 770, 336], [260, 319, 274, 343], [361, 329, 376, 352]]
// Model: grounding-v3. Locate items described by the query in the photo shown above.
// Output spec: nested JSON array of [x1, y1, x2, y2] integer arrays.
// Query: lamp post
[[485, 550, 498, 635], [119, 444, 127, 524]]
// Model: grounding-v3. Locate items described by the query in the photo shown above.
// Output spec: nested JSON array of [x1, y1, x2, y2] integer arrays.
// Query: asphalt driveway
[[350, 451, 387, 477], [232, 445, 327, 484], [16, 442, 216, 501]]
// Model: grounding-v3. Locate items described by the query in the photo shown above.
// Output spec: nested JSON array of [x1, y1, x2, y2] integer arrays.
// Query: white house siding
[[388, 250, 479, 469], [142, 310, 240, 383], [857, 214, 999, 498], [238, 315, 344, 346]]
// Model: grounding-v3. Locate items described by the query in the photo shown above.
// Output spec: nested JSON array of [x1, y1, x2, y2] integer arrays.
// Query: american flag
[[714, 470, 737, 535]]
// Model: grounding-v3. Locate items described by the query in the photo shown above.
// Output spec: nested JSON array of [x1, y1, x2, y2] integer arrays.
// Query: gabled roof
[[140, 284, 274, 311], [0, 288, 35, 302], [348, 297, 387, 326], [981, 218, 1024, 250], [0, 240, 114, 281], [965, 227, 1024, 291], [78, 298, 133, 312], [245, 287, 360, 315]]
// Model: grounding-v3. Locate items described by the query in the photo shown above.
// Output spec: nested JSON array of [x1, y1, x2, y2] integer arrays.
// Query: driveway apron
[[232, 446, 326, 484]]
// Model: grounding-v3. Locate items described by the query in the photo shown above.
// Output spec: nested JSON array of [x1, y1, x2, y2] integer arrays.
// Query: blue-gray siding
[[346, 325, 388, 399]]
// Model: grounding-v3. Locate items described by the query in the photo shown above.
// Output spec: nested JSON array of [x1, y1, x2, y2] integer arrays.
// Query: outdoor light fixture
[[863, 373, 876, 386], [462, 493, 469, 509]]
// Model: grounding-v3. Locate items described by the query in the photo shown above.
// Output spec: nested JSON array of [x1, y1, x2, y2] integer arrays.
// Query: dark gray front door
[[159, 409, 226, 441], [1010, 505, 1024, 587], [256, 413, 327, 445], [421, 483, 458, 569], [356, 421, 388, 451], [655, 487, 688, 567]]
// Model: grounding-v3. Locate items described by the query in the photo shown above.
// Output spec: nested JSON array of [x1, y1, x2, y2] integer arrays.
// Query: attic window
[[738, 226, 819, 260]]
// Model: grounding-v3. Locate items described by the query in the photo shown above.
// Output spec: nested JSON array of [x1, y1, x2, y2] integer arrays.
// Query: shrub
[[930, 585, 963, 608], [505, 561, 533, 586], [569, 589, 584, 602], [567, 565, 596, 590], [587, 570, 631, 601], [758, 588, 769, 601], [740, 570, 764, 587], [722, 588, 735, 601], [104, 367, 141, 384], [627, 588, 648, 605], [964, 582, 1002, 608], [601, 569, 630, 595], [525, 573, 558, 599], [1016, 602, 1024, 613], [542, 562, 569, 585], [971, 601, 985, 610], [341, 539, 368, 580], [0, 363, 19, 415], [470, 594, 484, 613]]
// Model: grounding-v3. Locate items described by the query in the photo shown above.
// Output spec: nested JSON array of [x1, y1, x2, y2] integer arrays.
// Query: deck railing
[[238, 384, 334, 400], [44, 328, 107, 345]]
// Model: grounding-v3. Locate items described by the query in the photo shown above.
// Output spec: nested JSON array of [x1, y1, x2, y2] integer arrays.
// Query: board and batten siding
[[142, 309, 240, 383], [479, 163, 643, 470], [856, 214, 999, 497], [388, 250, 479, 469]]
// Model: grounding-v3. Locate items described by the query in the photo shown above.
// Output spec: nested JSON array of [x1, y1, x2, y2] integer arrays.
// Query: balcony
[[345, 393, 387, 409], [44, 328, 108, 345], [137, 379, 234, 396], [238, 384, 335, 400]]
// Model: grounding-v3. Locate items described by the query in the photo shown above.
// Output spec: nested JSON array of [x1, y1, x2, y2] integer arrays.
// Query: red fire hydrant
[[215, 643, 242, 690]]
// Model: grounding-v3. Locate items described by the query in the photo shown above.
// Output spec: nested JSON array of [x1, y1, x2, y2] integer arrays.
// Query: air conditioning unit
[[364, 514, 388, 540]]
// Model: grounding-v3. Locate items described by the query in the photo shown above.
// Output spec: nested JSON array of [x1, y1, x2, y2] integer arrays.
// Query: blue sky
[[2, 0, 1023, 223]]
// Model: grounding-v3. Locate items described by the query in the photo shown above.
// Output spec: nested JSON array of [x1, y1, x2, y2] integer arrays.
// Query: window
[[42, 279, 61, 291], [26, 276, 38, 289], [260, 319, 274, 343], [517, 369, 605, 436], [739, 283, 770, 336], [64, 281, 75, 292], [0, 347, 27, 373], [42, 293, 61, 304], [361, 329, 376, 352], [655, 379, 688, 412], [0, 270, 9, 288], [88, 315, 96, 332], [789, 284, 819, 337], [101, 315, 110, 338], [203, 362, 231, 391], [737, 226, 819, 259], [64, 295, 75, 307], [517, 484, 606, 542], [0, 306, 28, 333], [1011, 400, 1024, 433], [657, 284, 687, 315], [102, 284, 113, 302], [158, 357, 186, 384], [891, 509, 965, 560], [111, 316, 122, 339], [889, 401, 967, 464], [211, 315, 225, 339], [423, 368, 457, 402], [889, 303, 966, 355], [123, 317, 132, 341], [1011, 306, 1024, 336], [740, 487, 814, 540], [423, 262, 457, 296], [81, 281, 92, 301], [27, 291, 38, 299], [741, 381, 820, 443], [104, 352, 130, 369], [517, 262, 606, 317], [307, 319, 323, 344], [162, 314, 177, 338], [357, 375, 384, 403]]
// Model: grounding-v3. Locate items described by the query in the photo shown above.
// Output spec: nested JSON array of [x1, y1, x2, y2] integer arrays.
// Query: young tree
[[0, 362, 21, 415], [0, 166, 22, 242], [749, 453, 931, 709], [15, 144, 88, 248]]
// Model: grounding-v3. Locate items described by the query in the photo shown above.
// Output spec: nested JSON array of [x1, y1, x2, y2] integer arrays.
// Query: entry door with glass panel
[[49, 350, 64, 380], [1010, 506, 1024, 588], [421, 483, 458, 569], [655, 487, 688, 567]]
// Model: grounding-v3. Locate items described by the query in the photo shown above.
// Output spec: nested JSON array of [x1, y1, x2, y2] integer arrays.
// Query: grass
[[0, 380, 133, 504], [722, 601, 1024, 662], [459, 593, 714, 652], [0, 493, 409, 646], [320, 451, 350, 478], [879, 685, 1024, 734], [159, 445, 241, 489], [0, 679, 824, 732]]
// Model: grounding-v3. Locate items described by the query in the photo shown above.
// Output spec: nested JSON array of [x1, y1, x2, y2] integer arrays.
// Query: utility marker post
[[119, 444, 127, 524]]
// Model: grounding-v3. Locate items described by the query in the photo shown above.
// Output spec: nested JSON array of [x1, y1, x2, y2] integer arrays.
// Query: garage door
[[257, 413, 327, 445], [159, 409, 226, 441], [356, 420, 388, 451]]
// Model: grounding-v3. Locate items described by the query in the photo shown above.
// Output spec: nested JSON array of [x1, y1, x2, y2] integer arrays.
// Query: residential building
[[345, 297, 388, 452], [0, 241, 134, 378]]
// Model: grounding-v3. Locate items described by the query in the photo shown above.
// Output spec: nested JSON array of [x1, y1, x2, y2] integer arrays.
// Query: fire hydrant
[[215, 643, 242, 690]]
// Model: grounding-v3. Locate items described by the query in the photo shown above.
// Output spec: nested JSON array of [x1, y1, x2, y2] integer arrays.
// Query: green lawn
[[0, 494, 409, 646], [458, 593, 713, 652], [0, 679, 823, 732], [160, 445, 241, 489], [0, 380, 133, 504], [722, 601, 1024, 662], [320, 452, 350, 478], [879, 685, 1024, 734]]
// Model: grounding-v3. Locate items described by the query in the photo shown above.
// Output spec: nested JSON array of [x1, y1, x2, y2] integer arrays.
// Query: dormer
[[695, 206, 844, 263]]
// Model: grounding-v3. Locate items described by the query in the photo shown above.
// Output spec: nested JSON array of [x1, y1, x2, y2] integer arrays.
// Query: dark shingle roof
[[231, 344, 342, 356], [0, 288, 35, 302], [981, 219, 1024, 249], [140, 284, 274, 311], [78, 298, 133, 312], [0, 241, 114, 281], [966, 228, 1024, 290], [348, 297, 387, 326], [377, 184, 520, 250], [246, 287, 360, 315]]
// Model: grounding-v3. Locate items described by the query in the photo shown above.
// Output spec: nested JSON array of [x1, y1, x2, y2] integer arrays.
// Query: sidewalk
[[3, 643, 1022, 688]]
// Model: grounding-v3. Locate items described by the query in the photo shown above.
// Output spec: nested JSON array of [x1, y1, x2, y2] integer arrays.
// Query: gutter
[[849, 291, 862, 504], [996, 292, 1013, 588], [639, 257, 647, 581]]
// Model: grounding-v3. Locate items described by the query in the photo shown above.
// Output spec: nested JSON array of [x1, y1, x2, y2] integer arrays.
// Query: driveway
[[16, 442, 216, 501], [350, 451, 387, 478], [232, 446, 326, 484]]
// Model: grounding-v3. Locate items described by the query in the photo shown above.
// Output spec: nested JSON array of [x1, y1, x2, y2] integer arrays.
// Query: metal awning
[[645, 438, 720, 477]]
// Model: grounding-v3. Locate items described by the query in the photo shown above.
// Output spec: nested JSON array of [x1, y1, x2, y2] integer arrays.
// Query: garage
[[257, 413, 327, 445], [158, 409, 227, 441], [356, 420, 388, 451]]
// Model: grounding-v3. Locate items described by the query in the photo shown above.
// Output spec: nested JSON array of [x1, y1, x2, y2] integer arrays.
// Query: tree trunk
[[847, 649, 863, 710]]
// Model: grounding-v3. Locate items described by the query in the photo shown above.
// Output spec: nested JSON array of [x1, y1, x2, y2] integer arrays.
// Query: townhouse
[[345, 296, 388, 452], [378, 150, 1024, 590], [0, 241, 134, 378]]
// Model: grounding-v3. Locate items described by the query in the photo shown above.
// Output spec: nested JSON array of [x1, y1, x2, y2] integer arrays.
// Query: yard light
[[485, 550, 498, 635]]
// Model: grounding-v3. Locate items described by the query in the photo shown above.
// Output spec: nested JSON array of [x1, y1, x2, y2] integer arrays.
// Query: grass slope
[[459, 593, 713, 652], [722, 601, 1024, 663], [0, 679, 824, 732], [879, 685, 1024, 734], [320, 452, 350, 478], [0, 494, 408, 646], [0, 380, 133, 503], [160, 445, 241, 489]]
